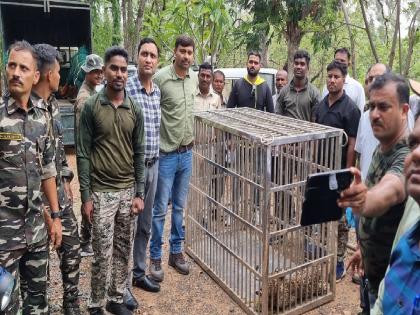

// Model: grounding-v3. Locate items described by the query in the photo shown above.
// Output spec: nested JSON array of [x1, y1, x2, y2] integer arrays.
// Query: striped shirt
[[126, 75, 161, 159]]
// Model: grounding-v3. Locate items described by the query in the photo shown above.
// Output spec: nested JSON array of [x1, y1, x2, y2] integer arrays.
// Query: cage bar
[[186, 108, 342, 315]]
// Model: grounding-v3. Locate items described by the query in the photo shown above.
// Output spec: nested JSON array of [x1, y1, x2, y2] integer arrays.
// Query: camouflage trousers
[[79, 206, 92, 247], [337, 213, 349, 262], [53, 202, 81, 306], [0, 245, 48, 315], [89, 187, 136, 309]]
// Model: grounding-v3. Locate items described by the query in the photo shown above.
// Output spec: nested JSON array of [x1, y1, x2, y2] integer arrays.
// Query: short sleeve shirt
[[359, 139, 410, 296], [315, 92, 360, 168]]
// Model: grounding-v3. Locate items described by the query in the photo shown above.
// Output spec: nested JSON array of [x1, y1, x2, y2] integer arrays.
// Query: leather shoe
[[123, 288, 138, 311], [132, 275, 161, 292], [106, 301, 132, 315]]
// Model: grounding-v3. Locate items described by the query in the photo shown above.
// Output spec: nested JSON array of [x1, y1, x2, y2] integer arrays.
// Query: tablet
[[300, 169, 353, 226]]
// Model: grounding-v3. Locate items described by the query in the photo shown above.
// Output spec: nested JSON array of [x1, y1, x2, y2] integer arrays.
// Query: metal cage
[[186, 108, 343, 315]]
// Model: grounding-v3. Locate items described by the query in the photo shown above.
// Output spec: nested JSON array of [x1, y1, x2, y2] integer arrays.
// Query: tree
[[235, 0, 341, 77], [122, 0, 148, 62], [142, 0, 233, 65], [403, 5, 419, 76]]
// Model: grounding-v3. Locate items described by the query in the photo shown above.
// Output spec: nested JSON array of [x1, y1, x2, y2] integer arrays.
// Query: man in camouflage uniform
[[0, 41, 61, 314], [74, 54, 103, 257], [32, 44, 81, 315], [339, 73, 411, 307], [77, 46, 145, 315]]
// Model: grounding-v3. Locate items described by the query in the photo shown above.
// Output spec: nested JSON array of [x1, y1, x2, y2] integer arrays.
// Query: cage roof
[[195, 108, 343, 146]]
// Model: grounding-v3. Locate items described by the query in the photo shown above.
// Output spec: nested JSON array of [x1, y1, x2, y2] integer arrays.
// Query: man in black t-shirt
[[315, 60, 360, 282], [315, 60, 360, 168]]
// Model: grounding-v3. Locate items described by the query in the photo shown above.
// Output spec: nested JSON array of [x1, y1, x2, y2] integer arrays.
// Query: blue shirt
[[383, 220, 420, 315], [126, 76, 161, 159]]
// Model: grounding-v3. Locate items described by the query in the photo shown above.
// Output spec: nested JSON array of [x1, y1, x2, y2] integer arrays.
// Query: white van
[[215, 68, 278, 101]]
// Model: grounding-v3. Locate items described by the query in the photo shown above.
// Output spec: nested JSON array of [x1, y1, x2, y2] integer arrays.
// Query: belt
[[145, 157, 159, 167], [162, 142, 194, 155]]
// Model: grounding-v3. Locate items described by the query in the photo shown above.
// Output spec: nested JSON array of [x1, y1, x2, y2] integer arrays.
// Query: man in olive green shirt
[[149, 35, 198, 282], [77, 46, 145, 314], [275, 50, 321, 122]]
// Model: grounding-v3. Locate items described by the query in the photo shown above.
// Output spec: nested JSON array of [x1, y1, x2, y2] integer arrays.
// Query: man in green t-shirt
[[77, 46, 145, 315], [338, 72, 411, 309]]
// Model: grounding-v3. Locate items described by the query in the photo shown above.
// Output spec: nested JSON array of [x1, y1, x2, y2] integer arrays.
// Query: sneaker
[[88, 308, 104, 315], [105, 301, 132, 315], [168, 252, 190, 275], [149, 258, 164, 282], [336, 261, 346, 282], [80, 243, 94, 257]]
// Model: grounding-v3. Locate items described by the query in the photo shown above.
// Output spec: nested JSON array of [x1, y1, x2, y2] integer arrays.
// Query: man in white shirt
[[273, 69, 288, 104], [322, 48, 365, 113]]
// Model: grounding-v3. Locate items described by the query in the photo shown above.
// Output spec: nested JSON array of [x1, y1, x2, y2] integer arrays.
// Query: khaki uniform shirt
[[194, 88, 222, 112]]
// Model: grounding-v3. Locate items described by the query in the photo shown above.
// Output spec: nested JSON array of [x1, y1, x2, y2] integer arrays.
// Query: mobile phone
[[300, 169, 353, 226]]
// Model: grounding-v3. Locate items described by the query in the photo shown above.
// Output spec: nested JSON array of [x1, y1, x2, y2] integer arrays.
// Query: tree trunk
[[111, 0, 122, 45], [359, 0, 379, 63], [124, 0, 135, 61], [134, 0, 147, 57], [388, 0, 400, 69], [259, 32, 270, 67], [340, 0, 356, 77], [285, 21, 303, 80], [403, 8, 420, 76]]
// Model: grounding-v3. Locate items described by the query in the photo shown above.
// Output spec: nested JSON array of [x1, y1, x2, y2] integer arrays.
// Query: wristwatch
[[50, 210, 61, 220]]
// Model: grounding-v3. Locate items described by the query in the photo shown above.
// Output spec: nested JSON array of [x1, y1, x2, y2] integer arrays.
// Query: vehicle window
[[260, 73, 274, 95]]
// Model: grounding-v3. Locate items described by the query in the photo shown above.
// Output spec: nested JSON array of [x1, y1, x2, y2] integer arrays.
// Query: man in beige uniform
[[194, 62, 221, 111], [74, 53, 103, 257]]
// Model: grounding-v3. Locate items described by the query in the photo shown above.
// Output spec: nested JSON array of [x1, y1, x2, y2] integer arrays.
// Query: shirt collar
[[170, 64, 192, 80], [290, 78, 309, 91], [99, 86, 131, 109], [196, 87, 216, 97], [322, 90, 347, 107], [5, 93, 40, 115], [131, 75, 157, 94], [30, 91, 56, 111]]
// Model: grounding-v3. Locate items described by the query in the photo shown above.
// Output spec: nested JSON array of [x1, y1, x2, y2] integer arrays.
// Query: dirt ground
[[48, 151, 361, 315]]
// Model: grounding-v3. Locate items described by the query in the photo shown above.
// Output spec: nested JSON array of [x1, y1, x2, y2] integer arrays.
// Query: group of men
[[0, 33, 419, 315], [218, 47, 419, 315], [0, 35, 198, 315]]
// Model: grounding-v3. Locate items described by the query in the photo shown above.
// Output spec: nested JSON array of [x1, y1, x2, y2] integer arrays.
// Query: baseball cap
[[81, 54, 103, 73]]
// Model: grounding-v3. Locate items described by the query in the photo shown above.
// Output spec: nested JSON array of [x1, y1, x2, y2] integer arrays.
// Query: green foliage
[[142, 0, 233, 65], [87, 0, 419, 83]]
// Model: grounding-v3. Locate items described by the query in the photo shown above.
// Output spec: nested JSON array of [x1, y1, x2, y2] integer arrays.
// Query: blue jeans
[[150, 150, 192, 260]]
